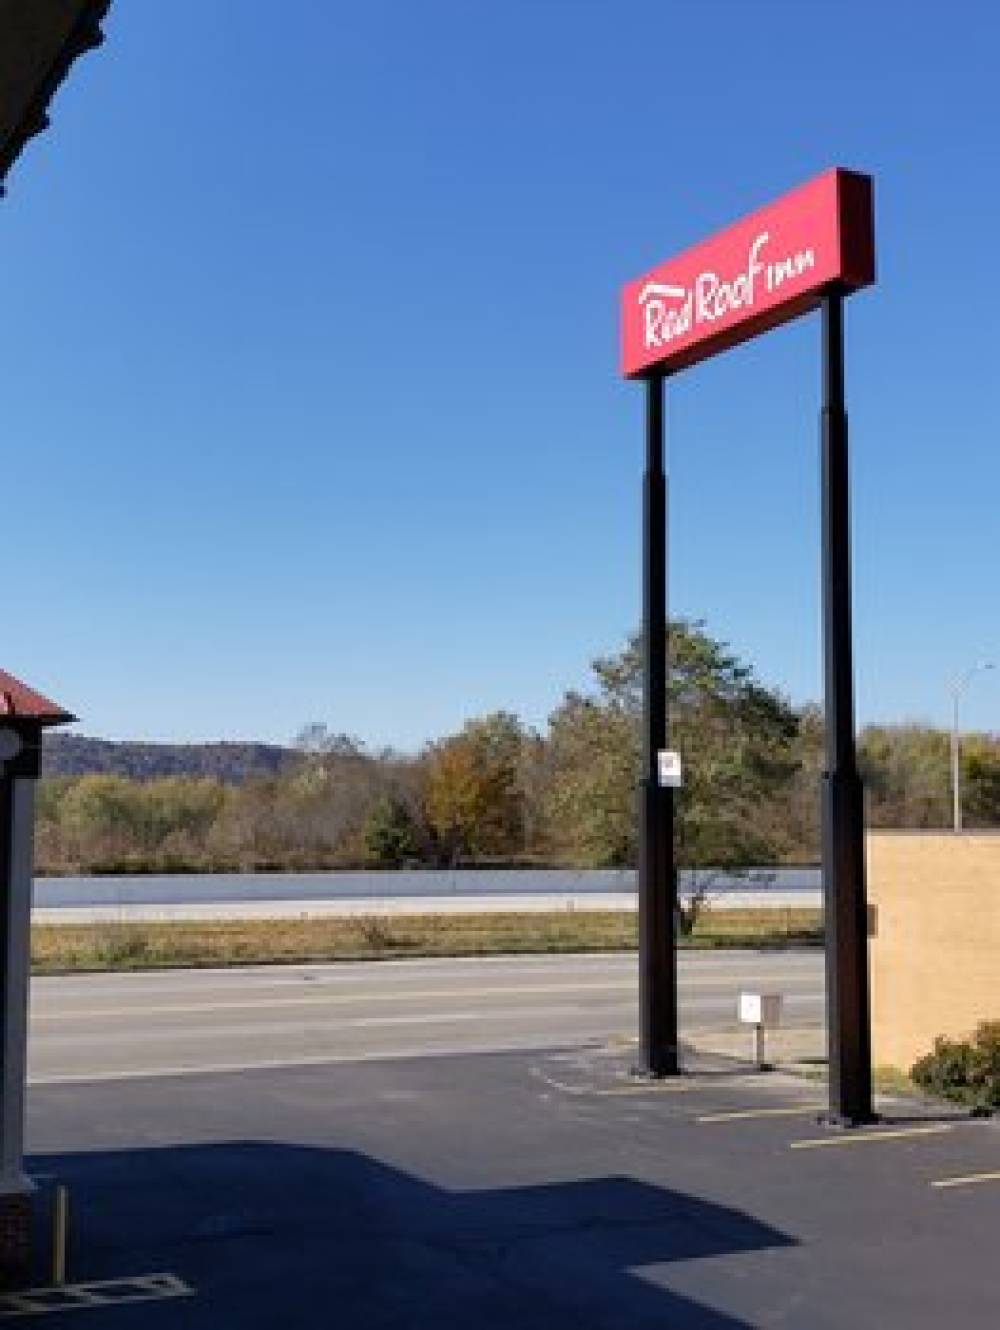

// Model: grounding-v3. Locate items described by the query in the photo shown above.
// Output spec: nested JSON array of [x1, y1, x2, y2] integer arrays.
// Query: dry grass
[[30, 907, 822, 974]]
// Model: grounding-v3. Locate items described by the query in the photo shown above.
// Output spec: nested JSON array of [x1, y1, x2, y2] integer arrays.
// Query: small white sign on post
[[657, 749, 682, 788], [738, 992, 783, 1070], [739, 993, 783, 1027]]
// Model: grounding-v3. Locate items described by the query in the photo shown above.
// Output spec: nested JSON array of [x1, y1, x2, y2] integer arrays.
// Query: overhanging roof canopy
[[0, 668, 75, 726], [0, 0, 111, 190]]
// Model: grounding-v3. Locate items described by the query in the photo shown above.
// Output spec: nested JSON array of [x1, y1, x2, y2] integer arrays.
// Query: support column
[[820, 290, 873, 1125], [0, 774, 36, 1287], [637, 373, 678, 1077]]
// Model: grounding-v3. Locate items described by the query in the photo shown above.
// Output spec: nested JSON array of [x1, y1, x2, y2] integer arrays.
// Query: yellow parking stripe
[[932, 1170, 1000, 1190], [697, 1105, 824, 1124], [790, 1124, 952, 1150]]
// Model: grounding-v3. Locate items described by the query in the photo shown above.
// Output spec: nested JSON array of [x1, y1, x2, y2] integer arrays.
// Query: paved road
[[27, 949, 823, 1084], [20, 1038, 999, 1328]]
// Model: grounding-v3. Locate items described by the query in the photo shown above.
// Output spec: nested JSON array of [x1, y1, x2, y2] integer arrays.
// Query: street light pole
[[952, 689, 961, 833], [951, 662, 995, 833]]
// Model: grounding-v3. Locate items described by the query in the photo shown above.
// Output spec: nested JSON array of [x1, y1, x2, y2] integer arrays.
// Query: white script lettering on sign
[[639, 231, 817, 352]]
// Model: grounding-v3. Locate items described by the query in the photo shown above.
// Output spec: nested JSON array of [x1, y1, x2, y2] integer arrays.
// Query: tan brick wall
[[867, 830, 1000, 1071]]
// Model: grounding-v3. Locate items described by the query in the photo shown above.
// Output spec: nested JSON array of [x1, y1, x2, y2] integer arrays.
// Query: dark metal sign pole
[[0, 772, 11, 1120], [638, 372, 678, 1077], [820, 288, 874, 1124]]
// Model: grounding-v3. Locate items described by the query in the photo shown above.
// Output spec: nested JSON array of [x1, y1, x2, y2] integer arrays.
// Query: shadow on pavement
[[26, 1142, 796, 1328]]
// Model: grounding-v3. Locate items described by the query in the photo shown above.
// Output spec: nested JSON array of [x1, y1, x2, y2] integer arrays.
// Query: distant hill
[[42, 735, 299, 784]]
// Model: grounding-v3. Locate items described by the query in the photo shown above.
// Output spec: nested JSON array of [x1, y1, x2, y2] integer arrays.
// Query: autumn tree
[[544, 621, 802, 868], [423, 712, 529, 864], [783, 704, 824, 861], [545, 691, 638, 867], [960, 735, 1000, 826], [859, 725, 951, 827]]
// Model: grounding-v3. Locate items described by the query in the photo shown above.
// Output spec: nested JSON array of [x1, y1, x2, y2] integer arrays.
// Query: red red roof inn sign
[[621, 168, 874, 378], [621, 168, 876, 1128]]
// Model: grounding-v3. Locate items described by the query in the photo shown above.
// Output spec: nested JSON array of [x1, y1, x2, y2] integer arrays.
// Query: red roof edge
[[0, 669, 76, 725]]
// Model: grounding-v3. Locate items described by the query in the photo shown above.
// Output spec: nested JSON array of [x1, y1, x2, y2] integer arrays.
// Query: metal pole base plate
[[629, 1061, 682, 1081], [815, 1110, 881, 1130]]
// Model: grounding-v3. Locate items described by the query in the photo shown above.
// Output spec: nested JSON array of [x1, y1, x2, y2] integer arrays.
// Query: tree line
[[33, 621, 1000, 875]]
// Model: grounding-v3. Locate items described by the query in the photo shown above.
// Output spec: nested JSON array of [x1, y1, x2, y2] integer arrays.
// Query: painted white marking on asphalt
[[30, 980, 637, 1021], [931, 1170, 1000, 1190], [27, 1038, 617, 1086], [0, 1273, 192, 1318], [697, 1104, 825, 1124], [531, 1068, 694, 1096], [32, 1002, 621, 1052], [30, 984, 821, 1021], [790, 1125, 953, 1150]]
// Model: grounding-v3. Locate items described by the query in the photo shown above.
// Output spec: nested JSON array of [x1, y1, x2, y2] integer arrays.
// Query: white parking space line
[[697, 1105, 824, 1124], [790, 1125, 953, 1150], [931, 1170, 1000, 1190]]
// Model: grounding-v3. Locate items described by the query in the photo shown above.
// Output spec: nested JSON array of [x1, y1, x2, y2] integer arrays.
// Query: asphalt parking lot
[[5, 1041, 998, 1328]]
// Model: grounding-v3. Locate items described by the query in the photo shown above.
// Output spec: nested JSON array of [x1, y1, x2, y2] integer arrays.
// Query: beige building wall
[[867, 830, 1000, 1071]]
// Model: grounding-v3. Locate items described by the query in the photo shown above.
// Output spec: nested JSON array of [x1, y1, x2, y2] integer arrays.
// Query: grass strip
[[30, 908, 822, 974]]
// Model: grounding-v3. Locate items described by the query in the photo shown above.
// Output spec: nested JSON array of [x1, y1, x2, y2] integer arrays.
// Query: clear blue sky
[[2, 1, 998, 748]]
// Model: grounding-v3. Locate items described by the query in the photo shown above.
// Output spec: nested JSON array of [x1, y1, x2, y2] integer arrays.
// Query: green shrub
[[364, 796, 419, 867], [911, 1021, 1000, 1109]]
